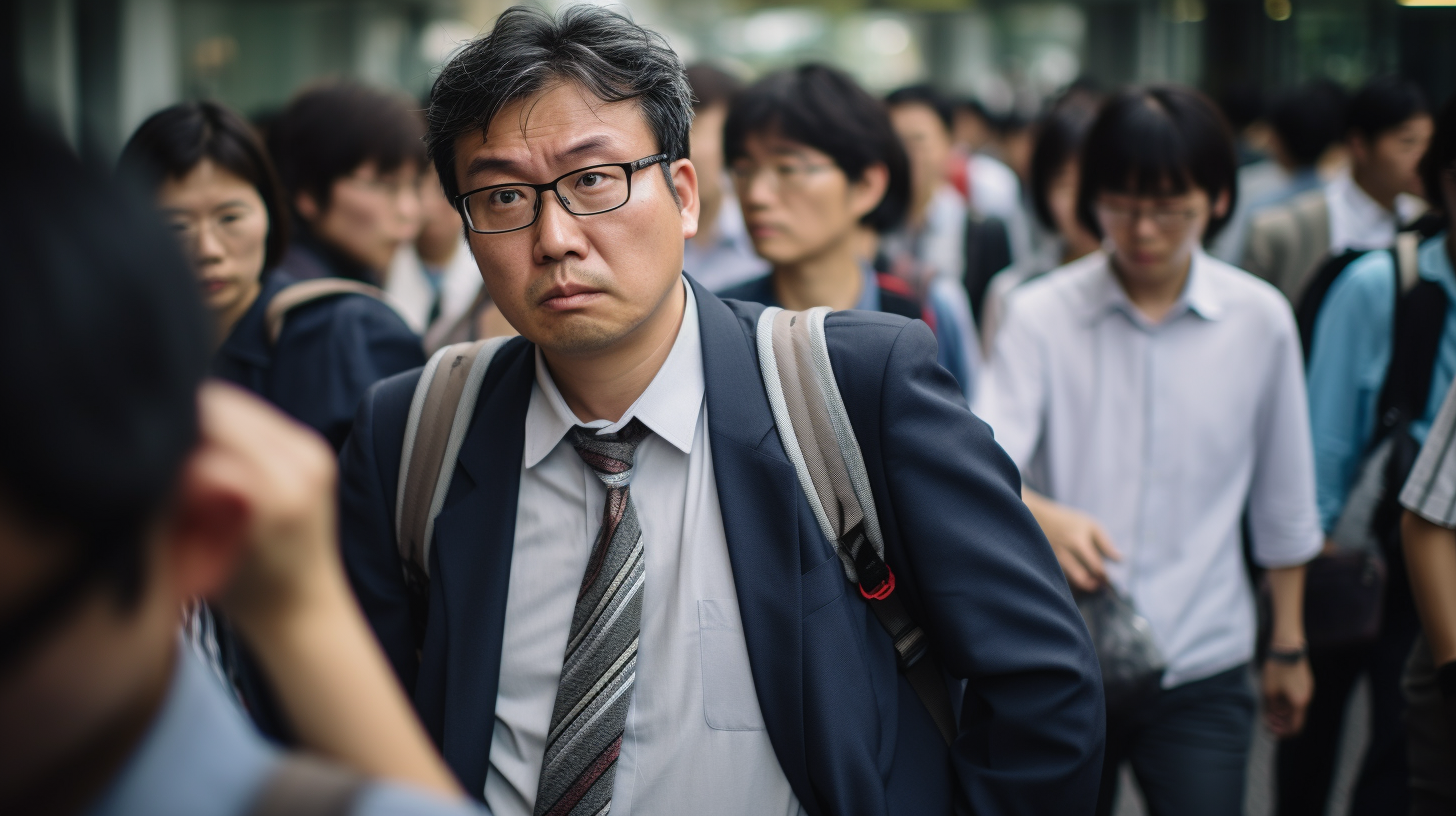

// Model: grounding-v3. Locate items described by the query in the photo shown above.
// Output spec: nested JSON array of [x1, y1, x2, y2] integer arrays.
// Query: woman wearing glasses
[[118, 101, 425, 740], [973, 86, 1321, 816], [715, 64, 979, 398]]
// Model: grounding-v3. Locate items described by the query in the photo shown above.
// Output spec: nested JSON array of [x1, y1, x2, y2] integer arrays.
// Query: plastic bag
[[1076, 585, 1167, 722]]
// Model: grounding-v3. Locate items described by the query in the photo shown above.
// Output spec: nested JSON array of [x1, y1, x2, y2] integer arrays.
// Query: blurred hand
[[1026, 493, 1123, 593], [1263, 656, 1313, 738], [188, 381, 342, 634]]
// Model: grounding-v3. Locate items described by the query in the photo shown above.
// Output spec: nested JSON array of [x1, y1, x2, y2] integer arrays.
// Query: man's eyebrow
[[557, 135, 615, 162], [462, 155, 520, 180]]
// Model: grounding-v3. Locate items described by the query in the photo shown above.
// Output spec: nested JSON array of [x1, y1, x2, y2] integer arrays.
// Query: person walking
[[339, 7, 1104, 815], [975, 85, 1320, 816]]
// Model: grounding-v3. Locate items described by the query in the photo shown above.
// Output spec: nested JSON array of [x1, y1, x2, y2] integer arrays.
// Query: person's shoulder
[[1003, 250, 1104, 318], [1330, 247, 1398, 303], [1198, 255, 1300, 336], [291, 289, 415, 336]]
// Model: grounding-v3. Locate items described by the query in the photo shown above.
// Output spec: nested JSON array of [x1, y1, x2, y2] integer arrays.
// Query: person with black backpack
[[1286, 93, 1456, 816]]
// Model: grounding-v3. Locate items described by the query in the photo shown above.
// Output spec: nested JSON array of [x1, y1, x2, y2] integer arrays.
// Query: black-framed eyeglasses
[[455, 153, 669, 235]]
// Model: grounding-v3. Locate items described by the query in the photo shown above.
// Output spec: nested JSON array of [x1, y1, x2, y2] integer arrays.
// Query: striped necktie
[[534, 418, 651, 816]]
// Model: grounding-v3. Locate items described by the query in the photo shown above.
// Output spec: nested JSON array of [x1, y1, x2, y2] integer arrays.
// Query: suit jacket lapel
[[695, 279, 816, 811], [429, 337, 534, 797]]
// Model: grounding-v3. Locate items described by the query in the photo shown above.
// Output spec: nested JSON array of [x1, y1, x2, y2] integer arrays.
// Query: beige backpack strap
[[245, 755, 365, 816], [1396, 230, 1422, 294], [394, 337, 513, 594], [754, 306, 956, 745], [264, 278, 388, 345]]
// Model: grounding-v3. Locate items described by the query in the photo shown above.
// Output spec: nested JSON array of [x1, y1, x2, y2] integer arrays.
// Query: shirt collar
[[1081, 248, 1224, 327], [524, 277, 705, 468]]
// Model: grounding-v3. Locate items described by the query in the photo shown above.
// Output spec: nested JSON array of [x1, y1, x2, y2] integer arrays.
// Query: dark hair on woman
[[118, 101, 289, 271], [724, 64, 910, 234], [885, 84, 955, 133], [1347, 77, 1429, 144], [427, 5, 692, 203], [1076, 85, 1238, 243], [1028, 99, 1101, 231], [1420, 94, 1456, 215], [5, 119, 210, 611], [268, 81, 426, 212]]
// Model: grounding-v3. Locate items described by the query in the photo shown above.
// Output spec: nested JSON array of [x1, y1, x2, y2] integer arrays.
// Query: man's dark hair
[[267, 81, 426, 212], [886, 84, 954, 133], [1420, 94, 1456, 215], [426, 5, 692, 203], [1269, 80, 1348, 168], [1077, 85, 1238, 243], [119, 101, 290, 271], [1028, 99, 1101, 232], [1346, 77, 1430, 144], [724, 64, 910, 235], [686, 63, 743, 111], [0, 121, 210, 611]]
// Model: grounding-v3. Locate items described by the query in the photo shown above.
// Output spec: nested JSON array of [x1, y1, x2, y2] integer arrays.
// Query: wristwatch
[[1267, 645, 1309, 665]]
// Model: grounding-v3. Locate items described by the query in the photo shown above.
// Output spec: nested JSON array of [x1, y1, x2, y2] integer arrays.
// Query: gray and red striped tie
[[534, 419, 651, 816]]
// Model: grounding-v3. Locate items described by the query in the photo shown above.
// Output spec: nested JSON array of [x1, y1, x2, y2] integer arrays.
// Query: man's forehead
[[454, 83, 653, 179]]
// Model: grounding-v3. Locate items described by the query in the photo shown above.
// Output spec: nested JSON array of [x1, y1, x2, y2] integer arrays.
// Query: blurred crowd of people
[[4, 4, 1456, 816]]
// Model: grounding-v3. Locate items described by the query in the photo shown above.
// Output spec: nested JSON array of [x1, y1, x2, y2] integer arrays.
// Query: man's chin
[[528, 312, 632, 357]]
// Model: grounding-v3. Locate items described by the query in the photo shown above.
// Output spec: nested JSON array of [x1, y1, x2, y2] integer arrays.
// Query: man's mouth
[[539, 282, 605, 311]]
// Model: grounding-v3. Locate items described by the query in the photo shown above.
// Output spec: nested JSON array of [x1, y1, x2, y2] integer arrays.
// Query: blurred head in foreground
[[0, 120, 235, 814]]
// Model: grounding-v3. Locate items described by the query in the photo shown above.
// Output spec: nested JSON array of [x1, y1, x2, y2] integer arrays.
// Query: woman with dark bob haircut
[[119, 100, 425, 740], [718, 64, 978, 397], [975, 84, 1321, 816]]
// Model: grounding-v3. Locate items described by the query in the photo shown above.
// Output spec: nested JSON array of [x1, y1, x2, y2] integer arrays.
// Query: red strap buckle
[[859, 566, 896, 601]]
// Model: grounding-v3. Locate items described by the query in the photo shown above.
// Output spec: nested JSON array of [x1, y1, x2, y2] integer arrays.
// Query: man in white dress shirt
[[339, 6, 1105, 816], [975, 86, 1320, 816]]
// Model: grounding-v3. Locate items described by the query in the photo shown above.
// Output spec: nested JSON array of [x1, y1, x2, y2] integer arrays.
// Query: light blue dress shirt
[[1307, 233, 1456, 532], [87, 644, 485, 816]]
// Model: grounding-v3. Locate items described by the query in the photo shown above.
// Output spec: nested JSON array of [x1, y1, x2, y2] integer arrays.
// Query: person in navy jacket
[[338, 7, 1104, 815], [119, 101, 426, 739], [120, 101, 426, 452]]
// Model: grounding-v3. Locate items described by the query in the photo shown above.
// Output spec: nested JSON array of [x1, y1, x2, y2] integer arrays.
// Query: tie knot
[[567, 418, 651, 489]]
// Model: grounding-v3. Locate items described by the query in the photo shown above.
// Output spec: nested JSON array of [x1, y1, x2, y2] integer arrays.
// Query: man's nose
[[533, 192, 590, 263]]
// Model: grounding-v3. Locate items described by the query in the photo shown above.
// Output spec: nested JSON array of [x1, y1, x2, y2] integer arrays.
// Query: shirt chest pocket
[[698, 599, 766, 731]]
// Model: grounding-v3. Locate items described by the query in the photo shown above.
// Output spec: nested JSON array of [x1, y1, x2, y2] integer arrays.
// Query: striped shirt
[[1401, 376, 1456, 526]]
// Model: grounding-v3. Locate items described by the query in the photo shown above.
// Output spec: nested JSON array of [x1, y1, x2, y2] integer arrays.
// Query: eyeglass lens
[[462, 165, 632, 233]]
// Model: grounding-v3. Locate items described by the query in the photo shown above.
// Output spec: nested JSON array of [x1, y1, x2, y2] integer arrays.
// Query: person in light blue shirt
[[1293, 95, 1456, 816]]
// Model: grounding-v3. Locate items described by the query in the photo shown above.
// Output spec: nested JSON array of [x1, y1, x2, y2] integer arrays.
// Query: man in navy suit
[[339, 6, 1103, 814]]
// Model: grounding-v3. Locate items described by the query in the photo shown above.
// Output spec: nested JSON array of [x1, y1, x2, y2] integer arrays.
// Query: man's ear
[[295, 190, 321, 224], [670, 158, 701, 241], [159, 449, 250, 603], [849, 163, 890, 222], [1212, 187, 1232, 221], [1348, 133, 1371, 168]]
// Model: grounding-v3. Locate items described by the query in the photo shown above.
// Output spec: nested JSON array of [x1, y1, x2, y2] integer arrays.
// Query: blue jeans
[[1095, 664, 1257, 816]]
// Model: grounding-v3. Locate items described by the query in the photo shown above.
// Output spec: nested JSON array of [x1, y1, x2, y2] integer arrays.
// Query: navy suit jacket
[[339, 278, 1104, 815], [213, 272, 425, 451]]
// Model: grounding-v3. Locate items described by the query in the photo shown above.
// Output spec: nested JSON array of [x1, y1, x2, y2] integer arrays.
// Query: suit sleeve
[[339, 371, 424, 691], [876, 319, 1104, 815]]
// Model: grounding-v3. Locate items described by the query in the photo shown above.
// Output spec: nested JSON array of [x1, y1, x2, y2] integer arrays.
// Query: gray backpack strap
[[755, 306, 957, 745], [264, 278, 392, 345], [394, 337, 512, 597], [246, 755, 366, 816]]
